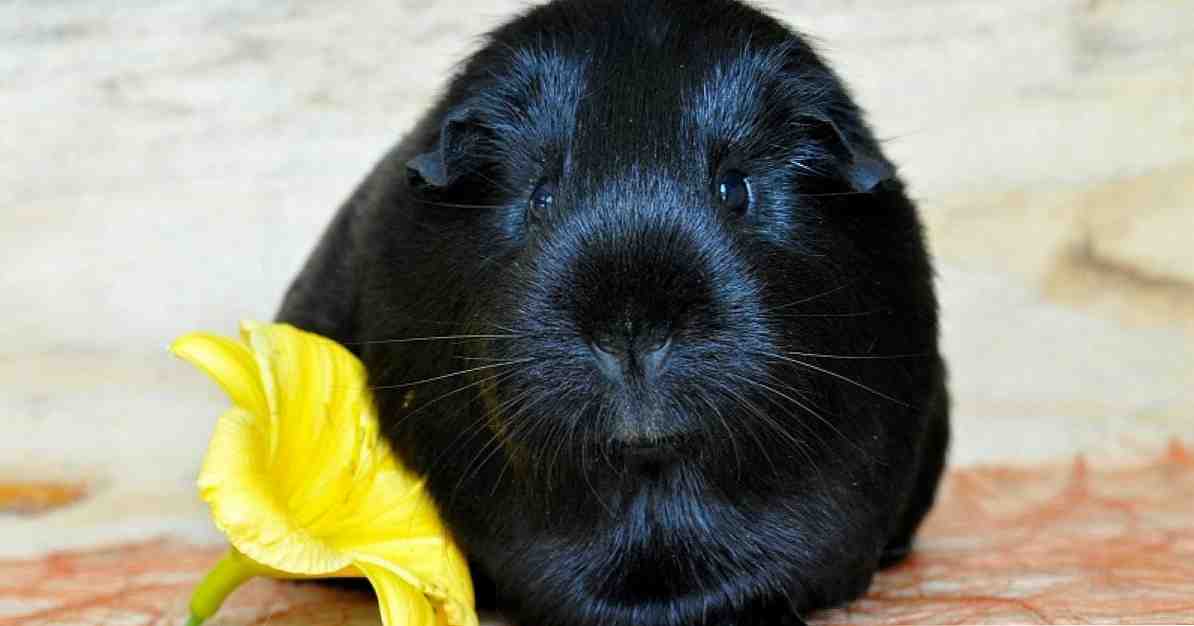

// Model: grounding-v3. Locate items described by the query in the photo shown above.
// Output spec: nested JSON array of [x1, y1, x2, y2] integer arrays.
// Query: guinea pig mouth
[[609, 432, 692, 461]]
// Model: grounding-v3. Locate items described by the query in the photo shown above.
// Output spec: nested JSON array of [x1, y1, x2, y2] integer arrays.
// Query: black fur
[[278, 1, 949, 624]]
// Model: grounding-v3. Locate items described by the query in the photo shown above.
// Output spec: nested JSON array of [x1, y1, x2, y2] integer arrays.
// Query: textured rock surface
[[1, 0, 1191, 621], [3, 443, 1191, 625]]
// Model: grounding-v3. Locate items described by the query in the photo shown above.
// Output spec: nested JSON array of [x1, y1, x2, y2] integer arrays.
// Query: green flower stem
[[187, 548, 259, 626]]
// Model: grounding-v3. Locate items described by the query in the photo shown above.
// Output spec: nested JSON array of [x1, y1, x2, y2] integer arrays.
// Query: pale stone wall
[[1, 0, 1190, 551]]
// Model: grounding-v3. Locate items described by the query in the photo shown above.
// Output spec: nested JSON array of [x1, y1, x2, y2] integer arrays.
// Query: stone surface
[[3, 443, 1191, 625], [0, 0, 1191, 621]]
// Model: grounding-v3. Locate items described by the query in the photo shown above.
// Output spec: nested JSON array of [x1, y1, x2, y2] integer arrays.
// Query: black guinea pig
[[277, 1, 949, 624]]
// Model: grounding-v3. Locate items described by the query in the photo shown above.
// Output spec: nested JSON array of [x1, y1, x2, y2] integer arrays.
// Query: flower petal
[[351, 551, 477, 626], [349, 539, 477, 626], [240, 322, 372, 500], [179, 321, 477, 626], [356, 561, 440, 626], [172, 332, 267, 417], [198, 406, 351, 576]]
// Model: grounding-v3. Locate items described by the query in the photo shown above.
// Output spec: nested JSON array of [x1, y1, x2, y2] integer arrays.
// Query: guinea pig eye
[[528, 180, 555, 224], [716, 170, 751, 215]]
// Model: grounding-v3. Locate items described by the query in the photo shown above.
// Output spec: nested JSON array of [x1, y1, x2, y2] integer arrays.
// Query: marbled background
[[2, 0, 1191, 562]]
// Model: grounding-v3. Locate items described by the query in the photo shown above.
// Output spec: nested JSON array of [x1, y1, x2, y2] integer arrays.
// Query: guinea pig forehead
[[472, 45, 589, 154], [567, 56, 699, 185], [682, 43, 819, 147], [570, 162, 697, 215]]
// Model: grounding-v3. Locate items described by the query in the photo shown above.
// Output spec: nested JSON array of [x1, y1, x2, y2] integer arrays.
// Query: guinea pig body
[[278, 1, 949, 624]]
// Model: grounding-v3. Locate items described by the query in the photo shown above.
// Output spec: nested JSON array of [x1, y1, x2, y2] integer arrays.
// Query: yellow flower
[[172, 321, 477, 626]]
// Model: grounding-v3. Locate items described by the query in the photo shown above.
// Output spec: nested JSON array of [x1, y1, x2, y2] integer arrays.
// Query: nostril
[[641, 334, 671, 355], [590, 339, 625, 380], [589, 331, 673, 382], [592, 334, 625, 357], [639, 335, 672, 380]]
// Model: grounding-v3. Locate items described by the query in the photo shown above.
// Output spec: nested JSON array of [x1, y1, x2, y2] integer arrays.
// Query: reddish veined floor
[[2, 439, 1191, 626]]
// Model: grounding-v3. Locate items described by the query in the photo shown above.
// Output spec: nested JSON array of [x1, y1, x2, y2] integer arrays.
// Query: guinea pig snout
[[561, 218, 716, 389], [516, 205, 768, 450]]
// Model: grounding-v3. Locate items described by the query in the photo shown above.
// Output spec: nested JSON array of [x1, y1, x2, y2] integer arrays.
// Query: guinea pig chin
[[607, 390, 694, 446]]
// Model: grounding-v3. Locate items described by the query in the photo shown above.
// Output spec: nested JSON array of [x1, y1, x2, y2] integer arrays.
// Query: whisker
[[410, 197, 508, 211], [706, 380, 780, 479], [768, 280, 861, 312], [384, 368, 523, 437], [544, 397, 591, 492], [692, 389, 741, 481], [581, 402, 616, 518], [560, 402, 588, 513], [463, 375, 551, 477], [446, 384, 539, 503], [421, 371, 536, 507], [370, 359, 532, 391], [737, 373, 849, 475], [489, 451, 514, 498], [763, 352, 911, 407], [737, 393, 827, 486], [799, 190, 881, 198], [411, 366, 530, 465], [767, 310, 881, 319], [350, 334, 521, 346], [724, 373, 821, 452], [493, 399, 565, 498], [486, 322, 521, 335], [782, 350, 930, 360], [731, 371, 872, 465], [459, 389, 551, 497], [357, 314, 513, 331]]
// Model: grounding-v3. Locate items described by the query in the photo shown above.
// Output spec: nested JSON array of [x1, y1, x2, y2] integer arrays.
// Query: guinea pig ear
[[406, 106, 482, 189], [798, 113, 895, 193]]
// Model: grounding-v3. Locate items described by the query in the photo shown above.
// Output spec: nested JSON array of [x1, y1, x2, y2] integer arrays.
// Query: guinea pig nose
[[589, 333, 672, 382], [590, 339, 625, 380], [638, 335, 672, 380], [591, 333, 625, 357]]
